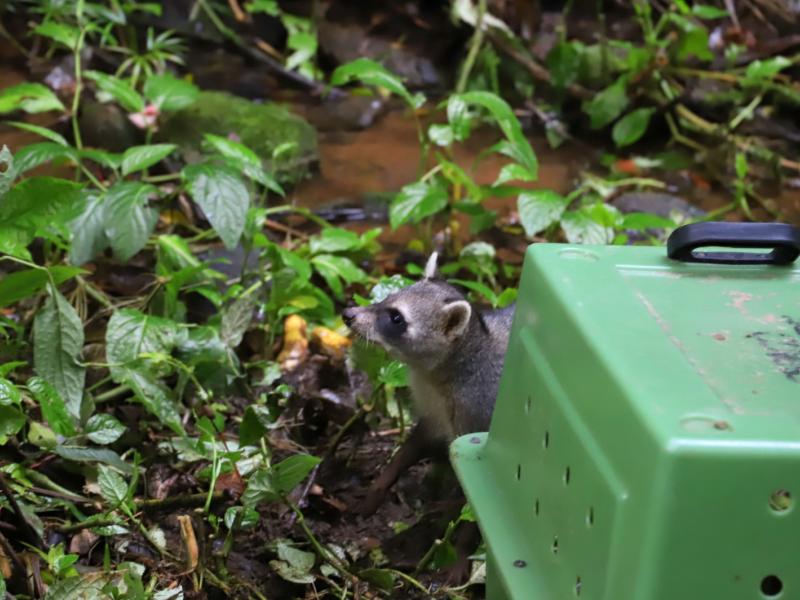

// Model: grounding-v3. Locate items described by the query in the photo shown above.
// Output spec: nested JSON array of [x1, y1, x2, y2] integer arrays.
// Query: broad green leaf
[[359, 568, 396, 592], [309, 228, 361, 254], [331, 58, 424, 110], [428, 124, 454, 147], [7, 121, 68, 145], [458, 91, 538, 178], [561, 204, 620, 244], [518, 190, 569, 236], [620, 212, 675, 231], [27, 376, 77, 437], [674, 28, 712, 62], [33, 22, 80, 48], [583, 76, 629, 129], [97, 464, 129, 505], [13, 142, 77, 175], [0, 406, 24, 443], [221, 294, 257, 348], [744, 57, 792, 84], [0, 82, 64, 114], [33, 288, 85, 420], [243, 454, 320, 506], [106, 309, 179, 369], [69, 193, 109, 265], [53, 445, 133, 474], [104, 182, 159, 261], [612, 108, 655, 147], [143, 74, 199, 112], [692, 4, 728, 19], [0, 265, 83, 308], [311, 254, 368, 299], [84, 71, 144, 113], [449, 278, 497, 306], [0, 379, 21, 406], [370, 275, 413, 303], [183, 163, 250, 249], [390, 181, 448, 229], [203, 134, 283, 195], [85, 413, 126, 445], [447, 95, 472, 141], [495, 162, 537, 185], [121, 144, 176, 176], [78, 148, 122, 170], [123, 370, 184, 435], [271, 541, 316, 584], [546, 41, 583, 91]]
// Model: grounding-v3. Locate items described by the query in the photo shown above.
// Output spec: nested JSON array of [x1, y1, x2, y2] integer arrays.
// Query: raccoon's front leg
[[358, 422, 447, 515]]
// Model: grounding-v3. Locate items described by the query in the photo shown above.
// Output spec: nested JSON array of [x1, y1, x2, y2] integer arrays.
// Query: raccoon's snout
[[342, 307, 357, 327]]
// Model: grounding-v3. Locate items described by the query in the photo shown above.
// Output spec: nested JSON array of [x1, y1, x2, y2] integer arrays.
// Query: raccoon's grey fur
[[343, 253, 514, 512]]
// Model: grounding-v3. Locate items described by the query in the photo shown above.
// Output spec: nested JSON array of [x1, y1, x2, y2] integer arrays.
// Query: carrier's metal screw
[[513, 560, 527, 568], [470, 436, 481, 444]]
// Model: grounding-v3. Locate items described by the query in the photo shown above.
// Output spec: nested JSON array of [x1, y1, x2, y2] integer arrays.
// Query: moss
[[158, 91, 318, 184]]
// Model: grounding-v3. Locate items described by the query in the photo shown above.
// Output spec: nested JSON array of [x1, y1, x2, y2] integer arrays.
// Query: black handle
[[667, 222, 800, 265]]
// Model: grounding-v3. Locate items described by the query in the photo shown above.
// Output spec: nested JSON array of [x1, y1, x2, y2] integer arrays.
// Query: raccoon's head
[[342, 253, 473, 370]]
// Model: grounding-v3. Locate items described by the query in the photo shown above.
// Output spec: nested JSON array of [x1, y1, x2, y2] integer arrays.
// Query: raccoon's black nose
[[342, 307, 356, 326]]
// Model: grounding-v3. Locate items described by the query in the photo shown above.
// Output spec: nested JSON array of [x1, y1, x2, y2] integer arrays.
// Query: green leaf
[[584, 76, 629, 129], [106, 309, 179, 370], [692, 4, 728, 19], [495, 162, 537, 186], [309, 227, 361, 254], [221, 294, 257, 348], [458, 91, 538, 179], [674, 28, 712, 62], [744, 56, 792, 84], [68, 193, 109, 265], [85, 413, 126, 445], [331, 58, 423, 110], [0, 82, 64, 114], [446, 95, 472, 141], [78, 148, 122, 170], [0, 406, 24, 443], [450, 278, 498, 305], [0, 145, 13, 197], [104, 182, 159, 261], [0, 266, 83, 308], [0, 379, 21, 406], [121, 144, 176, 176], [612, 108, 655, 147], [7, 121, 68, 145], [183, 163, 250, 249], [242, 454, 321, 506], [518, 190, 569, 236], [369, 274, 413, 303], [33, 22, 80, 48], [84, 71, 144, 113], [143, 74, 199, 112], [97, 464, 129, 506], [428, 124, 454, 147], [270, 541, 316, 584], [390, 181, 448, 229], [123, 370, 184, 435], [13, 142, 77, 175], [203, 134, 283, 195], [54, 445, 132, 474], [546, 41, 583, 91], [312, 254, 368, 299], [27, 376, 77, 437], [561, 204, 620, 244], [33, 288, 85, 420]]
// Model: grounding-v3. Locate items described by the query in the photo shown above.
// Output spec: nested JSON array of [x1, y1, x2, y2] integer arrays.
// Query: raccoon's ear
[[424, 252, 439, 279], [442, 300, 471, 338]]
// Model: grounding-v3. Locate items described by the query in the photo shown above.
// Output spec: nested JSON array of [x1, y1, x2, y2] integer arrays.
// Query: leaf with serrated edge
[[103, 182, 158, 261], [33, 288, 85, 420], [184, 163, 249, 249]]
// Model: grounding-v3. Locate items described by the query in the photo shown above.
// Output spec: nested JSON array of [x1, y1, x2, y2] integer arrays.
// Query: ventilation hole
[[587, 506, 594, 526], [551, 536, 559, 555], [575, 576, 582, 596], [544, 431, 550, 449], [760, 575, 783, 597], [516, 464, 521, 481], [534, 499, 540, 516], [769, 490, 792, 513], [525, 395, 532, 414], [564, 466, 571, 485]]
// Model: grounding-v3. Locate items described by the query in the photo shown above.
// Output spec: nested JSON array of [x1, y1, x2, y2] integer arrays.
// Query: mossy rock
[[158, 91, 318, 185]]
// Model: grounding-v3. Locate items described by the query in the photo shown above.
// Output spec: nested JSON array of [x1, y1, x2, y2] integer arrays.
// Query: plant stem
[[456, 0, 487, 94]]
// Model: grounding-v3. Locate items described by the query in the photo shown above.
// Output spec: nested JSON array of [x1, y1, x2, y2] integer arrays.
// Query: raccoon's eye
[[388, 309, 405, 325]]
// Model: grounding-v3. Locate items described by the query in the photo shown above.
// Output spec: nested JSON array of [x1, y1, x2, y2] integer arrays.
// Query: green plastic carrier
[[451, 223, 800, 600]]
